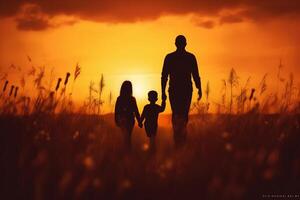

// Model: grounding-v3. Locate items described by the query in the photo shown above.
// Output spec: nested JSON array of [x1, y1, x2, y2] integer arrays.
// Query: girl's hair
[[120, 80, 132, 97]]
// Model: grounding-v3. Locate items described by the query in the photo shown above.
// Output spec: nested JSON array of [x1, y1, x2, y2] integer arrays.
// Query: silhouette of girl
[[115, 80, 140, 149]]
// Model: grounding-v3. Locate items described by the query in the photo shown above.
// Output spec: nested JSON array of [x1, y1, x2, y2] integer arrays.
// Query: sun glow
[[127, 74, 153, 100], [133, 83, 147, 99]]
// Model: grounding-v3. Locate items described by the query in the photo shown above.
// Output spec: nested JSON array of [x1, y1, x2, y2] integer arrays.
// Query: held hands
[[138, 121, 143, 128]]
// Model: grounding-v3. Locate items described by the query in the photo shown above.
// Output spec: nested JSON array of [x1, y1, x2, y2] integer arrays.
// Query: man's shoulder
[[185, 51, 196, 58], [165, 52, 175, 59], [166, 51, 195, 58]]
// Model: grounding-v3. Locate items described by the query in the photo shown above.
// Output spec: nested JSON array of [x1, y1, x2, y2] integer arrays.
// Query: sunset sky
[[0, 0, 300, 112]]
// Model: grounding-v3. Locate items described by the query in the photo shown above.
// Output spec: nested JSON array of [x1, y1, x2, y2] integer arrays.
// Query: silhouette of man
[[161, 35, 202, 147]]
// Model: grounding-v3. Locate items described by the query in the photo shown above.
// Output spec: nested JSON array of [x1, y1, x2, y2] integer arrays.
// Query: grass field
[[1, 113, 299, 200], [1, 66, 299, 199]]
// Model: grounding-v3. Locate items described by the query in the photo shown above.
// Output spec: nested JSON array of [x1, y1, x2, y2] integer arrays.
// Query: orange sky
[[0, 1, 300, 113]]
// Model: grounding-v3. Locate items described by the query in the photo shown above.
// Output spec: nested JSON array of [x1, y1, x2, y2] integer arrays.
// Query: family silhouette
[[115, 35, 202, 150]]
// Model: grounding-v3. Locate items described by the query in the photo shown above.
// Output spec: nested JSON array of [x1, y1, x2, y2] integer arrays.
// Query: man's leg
[[169, 90, 180, 146], [179, 91, 192, 147], [169, 90, 192, 147], [182, 91, 192, 125], [172, 115, 186, 147]]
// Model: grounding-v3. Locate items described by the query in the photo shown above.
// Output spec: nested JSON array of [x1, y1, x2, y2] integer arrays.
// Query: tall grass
[[0, 61, 299, 200], [228, 68, 239, 114], [0, 61, 299, 116]]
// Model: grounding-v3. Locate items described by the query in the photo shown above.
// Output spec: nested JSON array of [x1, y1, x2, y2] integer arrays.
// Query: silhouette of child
[[115, 81, 141, 150], [139, 90, 166, 152]]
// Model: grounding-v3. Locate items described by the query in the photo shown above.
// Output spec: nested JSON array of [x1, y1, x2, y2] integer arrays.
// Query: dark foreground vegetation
[[1, 113, 299, 200], [1, 63, 299, 199]]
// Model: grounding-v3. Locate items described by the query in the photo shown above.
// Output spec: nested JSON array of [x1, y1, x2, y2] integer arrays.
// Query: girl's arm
[[132, 98, 141, 122]]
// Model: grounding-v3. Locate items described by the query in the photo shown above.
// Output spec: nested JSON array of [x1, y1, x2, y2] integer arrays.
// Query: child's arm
[[159, 100, 166, 113]]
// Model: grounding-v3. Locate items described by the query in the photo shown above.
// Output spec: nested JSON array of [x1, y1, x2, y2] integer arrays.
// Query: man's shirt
[[162, 50, 201, 92]]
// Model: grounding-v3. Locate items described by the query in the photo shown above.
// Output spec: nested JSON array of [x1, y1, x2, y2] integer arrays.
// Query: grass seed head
[[9, 85, 15, 96], [64, 72, 71, 85], [2, 80, 8, 92], [55, 78, 62, 91]]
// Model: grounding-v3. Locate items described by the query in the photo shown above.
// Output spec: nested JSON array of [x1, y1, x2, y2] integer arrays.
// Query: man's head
[[148, 90, 158, 103], [175, 35, 187, 50]]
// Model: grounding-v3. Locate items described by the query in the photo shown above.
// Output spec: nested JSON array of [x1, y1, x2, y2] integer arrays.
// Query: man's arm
[[191, 55, 202, 100], [161, 55, 169, 101]]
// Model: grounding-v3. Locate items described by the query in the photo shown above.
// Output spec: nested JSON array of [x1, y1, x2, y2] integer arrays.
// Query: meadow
[[0, 64, 299, 199]]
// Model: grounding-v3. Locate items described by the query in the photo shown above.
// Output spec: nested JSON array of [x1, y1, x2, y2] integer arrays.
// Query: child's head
[[120, 80, 132, 98], [148, 90, 158, 103]]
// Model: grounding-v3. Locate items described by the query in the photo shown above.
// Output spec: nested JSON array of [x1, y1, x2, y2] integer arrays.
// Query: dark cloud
[[1, 0, 300, 30], [15, 4, 51, 31], [16, 16, 50, 30], [196, 20, 216, 29], [220, 14, 244, 25], [0, 0, 26, 17]]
